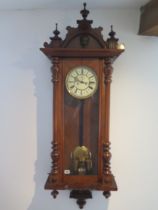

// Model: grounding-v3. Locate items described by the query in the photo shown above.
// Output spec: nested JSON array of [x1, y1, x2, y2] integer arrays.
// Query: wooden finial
[[55, 23, 58, 30], [53, 23, 60, 37], [83, 2, 87, 9], [109, 25, 116, 38], [80, 2, 89, 19], [106, 25, 119, 49]]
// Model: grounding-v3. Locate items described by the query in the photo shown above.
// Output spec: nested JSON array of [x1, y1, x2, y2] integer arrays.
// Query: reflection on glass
[[70, 146, 92, 175]]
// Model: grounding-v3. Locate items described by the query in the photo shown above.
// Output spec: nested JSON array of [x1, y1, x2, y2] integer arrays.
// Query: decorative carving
[[77, 2, 93, 30], [62, 3, 105, 48], [103, 142, 112, 177], [104, 58, 113, 84], [103, 57, 115, 186], [51, 57, 60, 83], [70, 190, 92, 209], [80, 35, 90, 48], [51, 139, 59, 175], [45, 133, 60, 191]]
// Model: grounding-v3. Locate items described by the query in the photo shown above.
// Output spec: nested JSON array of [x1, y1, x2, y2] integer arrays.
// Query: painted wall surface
[[0, 8, 158, 210]]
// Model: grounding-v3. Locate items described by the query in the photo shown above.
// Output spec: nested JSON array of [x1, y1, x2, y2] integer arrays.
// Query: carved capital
[[104, 58, 113, 84], [51, 57, 60, 83]]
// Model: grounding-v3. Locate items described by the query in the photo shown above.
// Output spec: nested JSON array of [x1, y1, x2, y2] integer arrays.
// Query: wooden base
[[45, 174, 116, 208], [45, 174, 117, 191]]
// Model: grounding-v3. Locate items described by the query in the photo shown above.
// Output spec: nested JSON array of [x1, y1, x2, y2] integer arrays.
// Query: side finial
[[53, 23, 60, 38], [43, 23, 62, 47], [106, 25, 119, 49], [109, 25, 116, 39]]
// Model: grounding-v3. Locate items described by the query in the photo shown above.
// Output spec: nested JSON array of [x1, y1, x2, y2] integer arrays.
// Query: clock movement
[[40, 3, 124, 208]]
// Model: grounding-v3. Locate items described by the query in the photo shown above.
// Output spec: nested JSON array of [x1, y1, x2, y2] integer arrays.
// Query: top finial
[[80, 2, 89, 19], [55, 23, 58, 30]]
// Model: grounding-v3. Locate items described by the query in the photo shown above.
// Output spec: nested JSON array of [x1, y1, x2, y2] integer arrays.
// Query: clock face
[[65, 66, 98, 99]]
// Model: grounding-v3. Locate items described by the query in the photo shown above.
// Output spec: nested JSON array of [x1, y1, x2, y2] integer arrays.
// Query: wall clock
[[40, 3, 124, 209]]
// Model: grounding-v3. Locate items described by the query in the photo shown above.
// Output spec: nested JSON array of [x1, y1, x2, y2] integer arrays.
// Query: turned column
[[102, 58, 114, 198], [49, 57, 61, 198]]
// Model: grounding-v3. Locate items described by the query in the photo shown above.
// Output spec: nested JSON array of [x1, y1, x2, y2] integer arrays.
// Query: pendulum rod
[[79, 100, 84, 146]]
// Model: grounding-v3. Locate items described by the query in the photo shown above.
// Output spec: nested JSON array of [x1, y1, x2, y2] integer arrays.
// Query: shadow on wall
[[21, 47, 110, 210]]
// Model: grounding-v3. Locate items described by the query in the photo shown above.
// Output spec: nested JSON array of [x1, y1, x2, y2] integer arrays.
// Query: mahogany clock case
[[40, 2, 124, 208]]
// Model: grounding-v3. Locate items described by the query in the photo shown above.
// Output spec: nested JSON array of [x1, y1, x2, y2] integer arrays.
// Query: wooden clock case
[[40, 3, 124, 209]]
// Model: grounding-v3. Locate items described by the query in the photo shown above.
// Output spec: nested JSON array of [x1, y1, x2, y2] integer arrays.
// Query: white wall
[[0, 8, 158, 210]]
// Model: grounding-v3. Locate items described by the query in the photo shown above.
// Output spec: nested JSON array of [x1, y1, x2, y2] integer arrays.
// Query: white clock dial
[[65, 66, 98, 99]]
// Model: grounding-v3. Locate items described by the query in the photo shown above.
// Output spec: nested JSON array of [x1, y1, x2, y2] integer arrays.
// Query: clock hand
[[75, 77, 88, 87], [80, 80, 88, 85], [75, 77, 80, 82]]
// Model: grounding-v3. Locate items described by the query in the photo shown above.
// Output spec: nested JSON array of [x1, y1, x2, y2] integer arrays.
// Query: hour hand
[[74, 77, 80, 83]]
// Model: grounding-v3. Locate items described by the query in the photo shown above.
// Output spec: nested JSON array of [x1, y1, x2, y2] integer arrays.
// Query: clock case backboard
[[40, 3, 124, 208]]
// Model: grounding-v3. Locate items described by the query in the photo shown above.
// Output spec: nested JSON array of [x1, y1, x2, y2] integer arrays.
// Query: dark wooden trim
[[40, 48, 124, 59]]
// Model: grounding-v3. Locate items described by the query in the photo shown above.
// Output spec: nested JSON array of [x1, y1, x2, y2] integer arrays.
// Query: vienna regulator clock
[[40, 3, 124, 208]]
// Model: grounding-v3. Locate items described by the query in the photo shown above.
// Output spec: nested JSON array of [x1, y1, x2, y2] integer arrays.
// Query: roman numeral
[[70, 85, 75, 89]]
